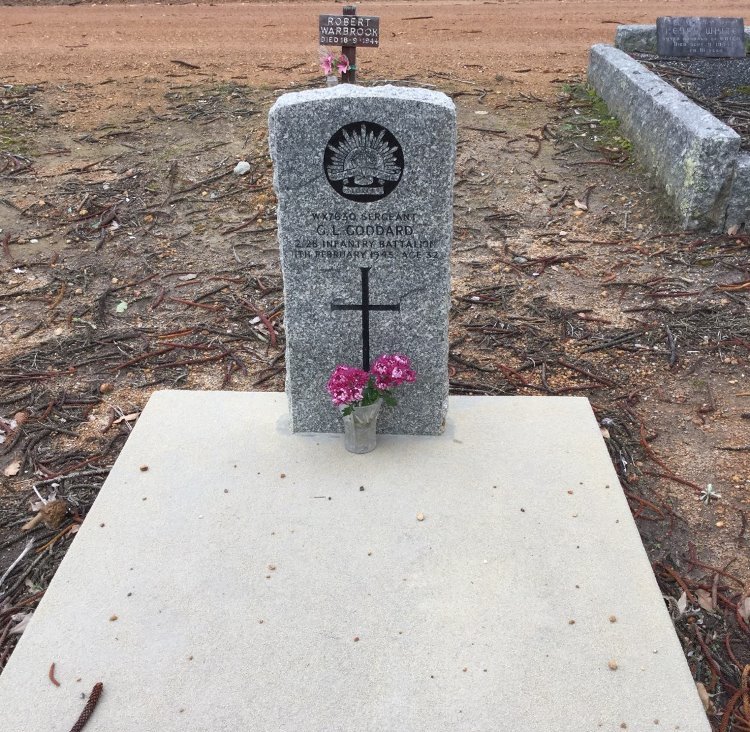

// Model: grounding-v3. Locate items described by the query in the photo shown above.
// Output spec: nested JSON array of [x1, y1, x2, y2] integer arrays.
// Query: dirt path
[[1, 0, 748, 94]]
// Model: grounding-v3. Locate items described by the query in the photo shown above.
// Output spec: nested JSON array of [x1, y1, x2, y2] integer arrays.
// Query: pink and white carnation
[[327, 354, 417, 414], [371, 353, 416, 390], [326, 365, 369, 407]]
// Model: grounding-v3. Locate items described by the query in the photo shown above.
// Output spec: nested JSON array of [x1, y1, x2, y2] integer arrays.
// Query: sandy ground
[[0, 0, 748, 95], [1, 1, 749, 726]]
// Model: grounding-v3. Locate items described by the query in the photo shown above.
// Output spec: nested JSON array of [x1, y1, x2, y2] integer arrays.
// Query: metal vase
[[342, 400, 382, 454]]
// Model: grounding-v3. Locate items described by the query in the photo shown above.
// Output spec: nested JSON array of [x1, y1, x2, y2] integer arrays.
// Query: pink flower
[[337, 54, 350, 75], [320, 52, 334, 76], [328, 354, 416, 412], [370, 353, 416, 390], [326, 365, 369, 406]]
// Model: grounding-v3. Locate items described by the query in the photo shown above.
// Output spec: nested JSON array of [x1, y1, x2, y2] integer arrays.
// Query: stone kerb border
[[588, 44, 749, 231]]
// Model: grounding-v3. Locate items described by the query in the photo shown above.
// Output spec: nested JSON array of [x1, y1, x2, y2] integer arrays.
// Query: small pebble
[[268, 564, 276, 571], [280, 473, 286, 479], [233, 160, 251, 175], [608, 660, 618, 671], [109, 614, 118, 622], [353, 636, 360, 642], [609, 615, 617, 623], [139, 465, 149, 472], [416, 512, 425, 521], [568, 619, 575, 625]]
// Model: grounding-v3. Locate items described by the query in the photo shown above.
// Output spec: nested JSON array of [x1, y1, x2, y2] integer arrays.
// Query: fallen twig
[[69, 682, 103, 732]]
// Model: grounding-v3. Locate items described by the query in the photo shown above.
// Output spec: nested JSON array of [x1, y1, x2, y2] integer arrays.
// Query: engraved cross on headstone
[[331, 267, 400, 371]]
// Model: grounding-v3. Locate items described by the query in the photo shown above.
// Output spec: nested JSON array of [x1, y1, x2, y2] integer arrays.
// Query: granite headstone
[[657, 16, 746, 58], [269, 85, 456, 434]]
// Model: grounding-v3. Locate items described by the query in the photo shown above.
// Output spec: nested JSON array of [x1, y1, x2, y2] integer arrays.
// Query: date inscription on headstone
[[657, 16, 745, 58], [319, 14, 380, 47]]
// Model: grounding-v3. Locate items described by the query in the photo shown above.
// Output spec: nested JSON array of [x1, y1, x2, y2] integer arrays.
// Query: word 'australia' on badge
[[269, 85, 456, 436], [324, 121, 403, 202]]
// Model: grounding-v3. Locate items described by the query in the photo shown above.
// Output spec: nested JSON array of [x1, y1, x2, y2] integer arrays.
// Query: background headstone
[[269, 85, 456, 435], [657, 16, 746, 58]]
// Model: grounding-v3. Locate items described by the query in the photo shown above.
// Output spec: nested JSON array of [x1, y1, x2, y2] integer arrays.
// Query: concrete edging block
[[726, 152, 750, 230], [587, 44, 742, 229]]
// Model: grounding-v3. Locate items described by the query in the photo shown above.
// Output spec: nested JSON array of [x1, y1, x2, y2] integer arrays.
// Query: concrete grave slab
[[0, 391, 710, 731]]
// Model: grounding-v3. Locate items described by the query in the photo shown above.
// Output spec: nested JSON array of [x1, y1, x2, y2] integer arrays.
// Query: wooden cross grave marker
[[319, 6, 380, 84]]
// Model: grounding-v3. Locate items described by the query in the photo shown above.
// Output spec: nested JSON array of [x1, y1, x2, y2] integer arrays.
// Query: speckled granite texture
[[269, 85, 456, 434]]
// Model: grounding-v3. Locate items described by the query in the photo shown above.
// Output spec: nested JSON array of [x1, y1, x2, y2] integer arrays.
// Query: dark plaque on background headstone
[[319, 14, 380, 47], [657, 17, 745, 58]]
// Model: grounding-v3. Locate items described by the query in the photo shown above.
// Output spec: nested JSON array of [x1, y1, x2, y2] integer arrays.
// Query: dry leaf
[[600, 426, 610, 439], [696, 682, 713, 713], [574, 199, 588, 211], [696, 588, 716, 614], [738, 595, 750, 624], [676, 591, 688, 615], [3, 460, 21, 477], [113, 412, 140, 424], [727, 224, 740, 236], [21, 514, 44, 532], [9, 613, 32, 635]]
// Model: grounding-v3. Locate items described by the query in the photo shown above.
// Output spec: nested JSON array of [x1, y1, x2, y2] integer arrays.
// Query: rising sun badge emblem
[[324, 121, 404, 202]]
